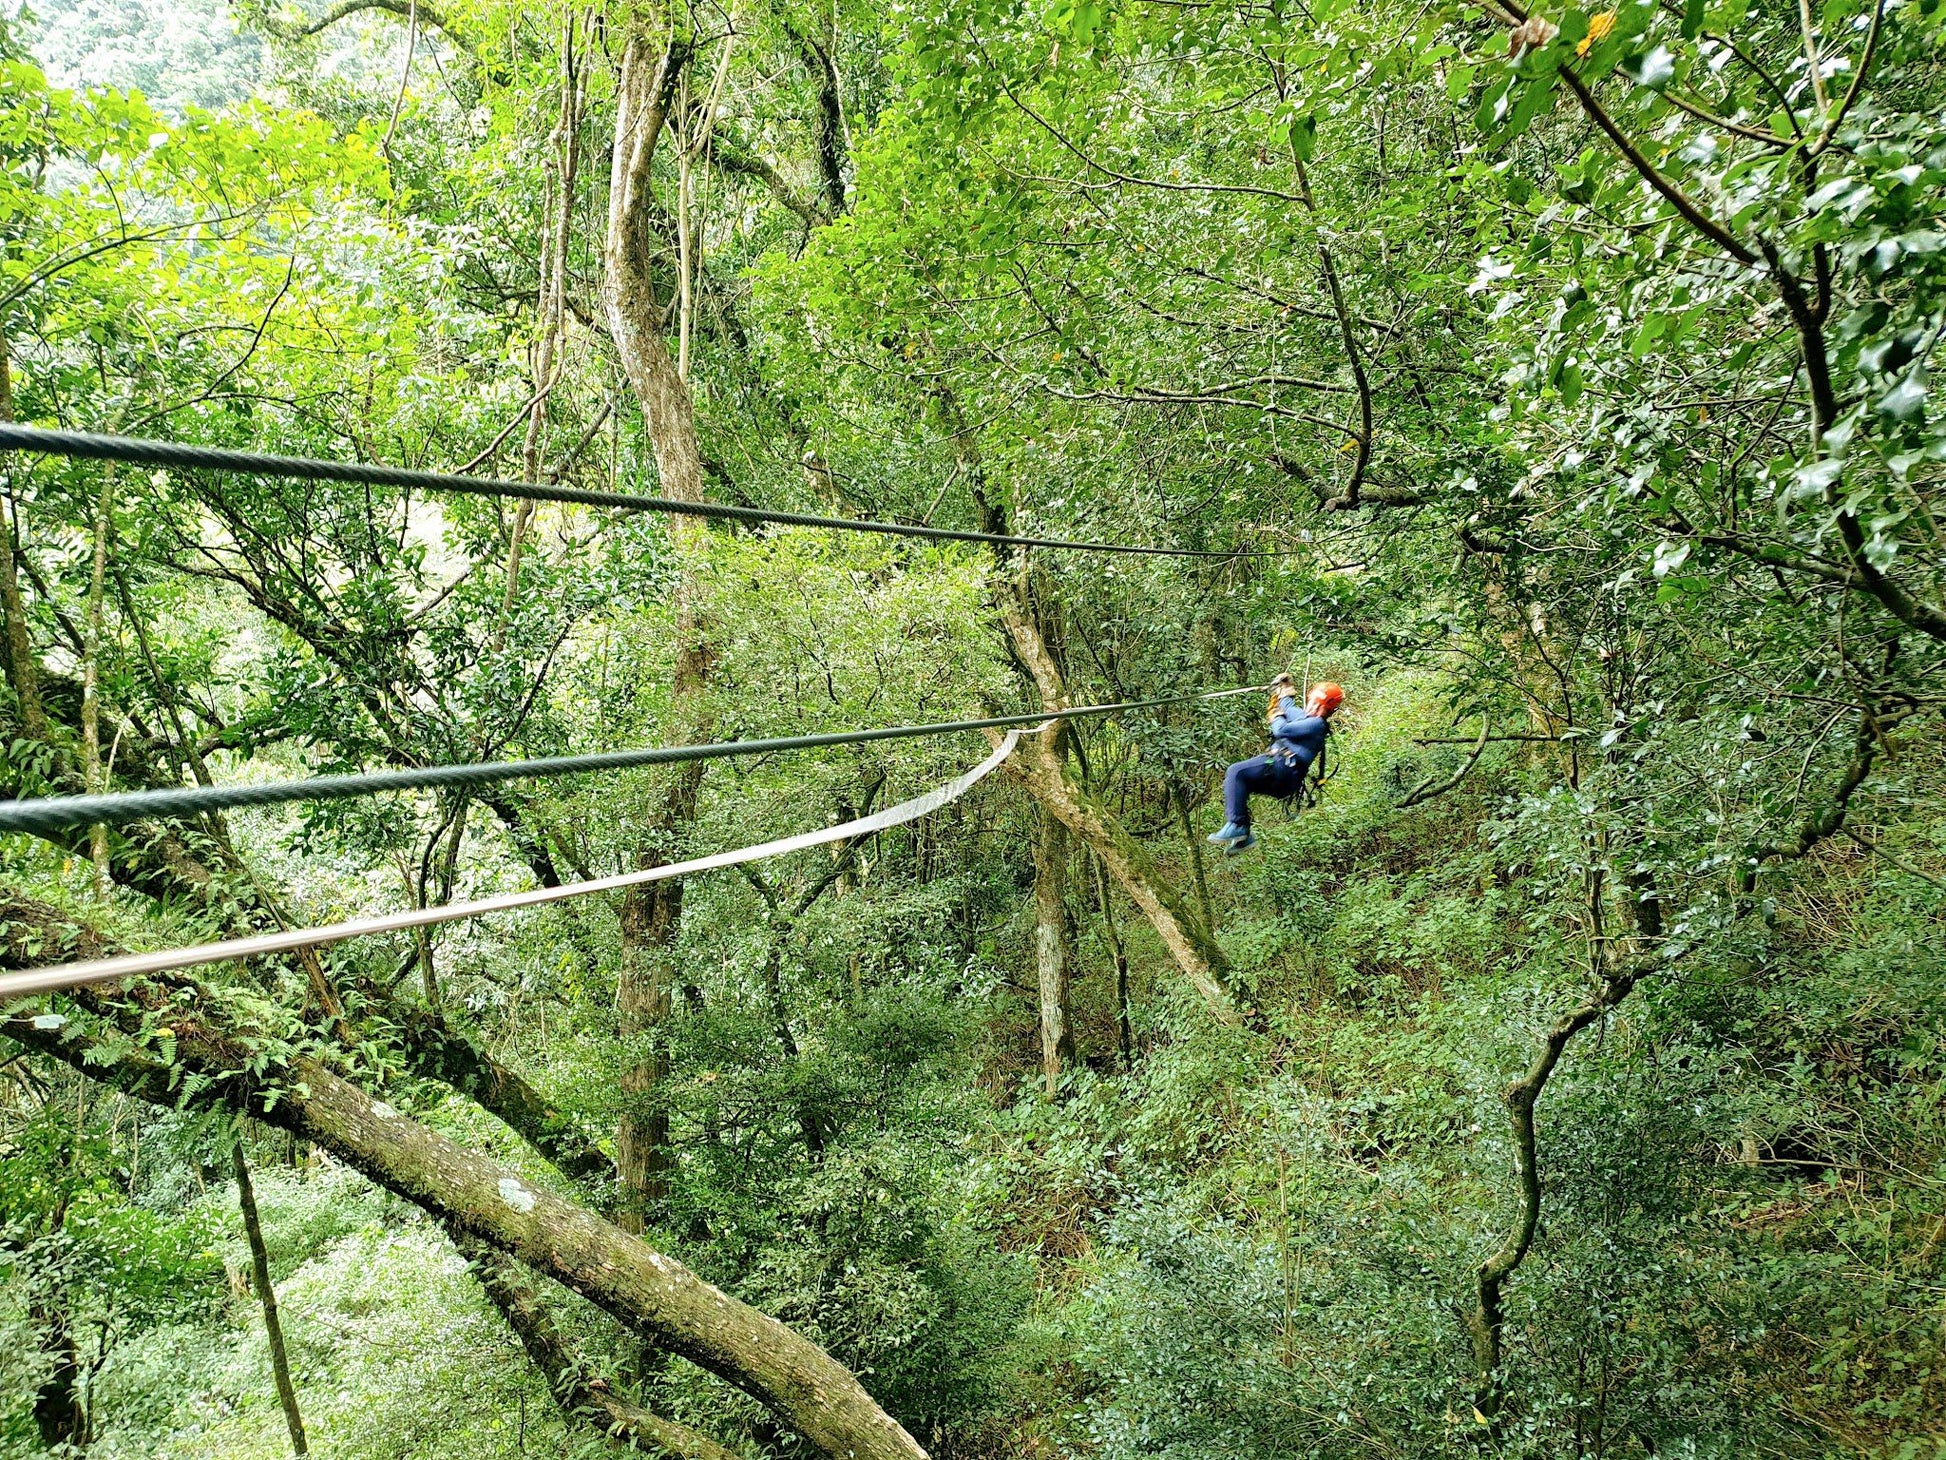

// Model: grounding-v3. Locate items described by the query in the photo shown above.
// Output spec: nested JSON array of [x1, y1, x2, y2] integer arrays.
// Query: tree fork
[[952, 412, 1238, 1022], [601, 18, 716, 1229], [1466, 967, 1638, 1420]]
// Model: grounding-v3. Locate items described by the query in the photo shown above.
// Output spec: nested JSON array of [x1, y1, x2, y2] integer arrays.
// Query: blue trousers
[[1223, 754, 1307, 828]]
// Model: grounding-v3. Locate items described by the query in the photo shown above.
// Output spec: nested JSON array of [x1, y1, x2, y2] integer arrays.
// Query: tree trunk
[[1033, 807, 1074, 1098], [602, 32, 699, 512], [1170, 780, 1214, 934], [1092, 851, 1133, 1069], [0, 902, 926, 1460], [234, 1143, 309, 1457], [29, 1191, 85, 1449], [615, 880, 676, 1231], [0, 663, 604, 1185], [601, 23, 715, 1229], [81, 469, 114, 895], [1004, 728, 1236, 1022], [0, 330, 48, 743], [381, 998, 610, 1182], [498, 9, 585, 643], [29, 1308, 82, 1446]]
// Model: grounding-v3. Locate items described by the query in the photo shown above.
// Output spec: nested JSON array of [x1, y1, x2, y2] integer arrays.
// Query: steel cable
[[0, 425, 1296, 559], [0, 686, 1266, 836]]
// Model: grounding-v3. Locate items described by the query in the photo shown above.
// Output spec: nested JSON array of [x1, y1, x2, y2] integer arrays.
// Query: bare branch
[[255, 0, 453, 41], [1813, 0, 1886, 152], [1399, 719, 1490, 807]]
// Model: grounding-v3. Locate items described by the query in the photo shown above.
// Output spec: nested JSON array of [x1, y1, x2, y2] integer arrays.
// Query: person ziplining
[[1207, 674, 1343, 854], [0, 684, 1272, 997]]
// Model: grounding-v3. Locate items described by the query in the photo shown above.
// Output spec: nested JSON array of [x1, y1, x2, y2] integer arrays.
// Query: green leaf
[[1505, 74, 1560, 139], [1878, 373, 1928, 422], [1474, 75, 1513, 133], [1289, 113, 1317, 162], [1628, 44, 1676, 88]]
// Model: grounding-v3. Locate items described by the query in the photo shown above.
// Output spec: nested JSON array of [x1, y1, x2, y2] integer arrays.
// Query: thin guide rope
[[0, 728, 1034, 998]]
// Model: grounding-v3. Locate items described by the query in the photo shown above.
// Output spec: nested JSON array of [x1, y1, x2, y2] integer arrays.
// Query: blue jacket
[[1268, 695, 1329, 772]]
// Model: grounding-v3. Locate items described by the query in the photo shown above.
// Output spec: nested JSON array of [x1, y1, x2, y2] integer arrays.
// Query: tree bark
[[615, 879, 676, 1230], [234, 1143, 309, 1457], [1002, 725, 1236, 1021], [0, 898, 927, 1460], [28, 1191, 85, 1449], [1033, 807, 1074, 1098], [28, 1297, 83, 1448], [1465, 968, 1638, 1421], [1092, 850, 1133, 1070], [1170, 780, 1214, 933], [0, 663, 604, 1180], [498, 10, 586, 645], [81, 469, 116, 895], [382, 999, 610, 1183]]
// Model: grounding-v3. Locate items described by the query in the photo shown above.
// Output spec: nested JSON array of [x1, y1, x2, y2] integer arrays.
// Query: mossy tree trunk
[[0, 896, 927, 1460]]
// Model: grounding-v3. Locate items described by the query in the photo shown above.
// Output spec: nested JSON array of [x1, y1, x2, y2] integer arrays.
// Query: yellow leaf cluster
[[1578, 11, 1618, 58]]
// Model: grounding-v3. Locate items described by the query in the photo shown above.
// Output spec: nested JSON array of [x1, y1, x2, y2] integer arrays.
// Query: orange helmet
[[1305, 681, 1344, 717]]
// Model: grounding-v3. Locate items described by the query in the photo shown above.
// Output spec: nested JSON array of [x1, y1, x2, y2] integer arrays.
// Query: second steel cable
[[0, 686, 1268, 836]]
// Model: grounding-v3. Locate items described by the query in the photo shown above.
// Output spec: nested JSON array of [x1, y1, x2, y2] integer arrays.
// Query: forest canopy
[[0, 0, 1943, 1454]]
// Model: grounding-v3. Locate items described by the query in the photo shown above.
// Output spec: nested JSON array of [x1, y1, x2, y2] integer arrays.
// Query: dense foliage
[[0, 0, 1942, 1454]]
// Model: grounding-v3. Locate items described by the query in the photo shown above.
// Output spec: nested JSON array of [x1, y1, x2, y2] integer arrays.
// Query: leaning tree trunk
[[1002, 714, 1236, 1022], [948, 415, 1237, 1023], [0, 896, 927, 1460], [456, 1231, 742, 1460], [234, 1143, 309, 1457], [0, 671, 611, 1187], [992, 567, 1235, 1021], [601, 23, 714, 1231]]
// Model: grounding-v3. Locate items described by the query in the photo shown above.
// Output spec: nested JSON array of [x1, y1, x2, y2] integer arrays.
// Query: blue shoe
[[1207, 821, 1247, 846], [1223, 832, 1257, 855]]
